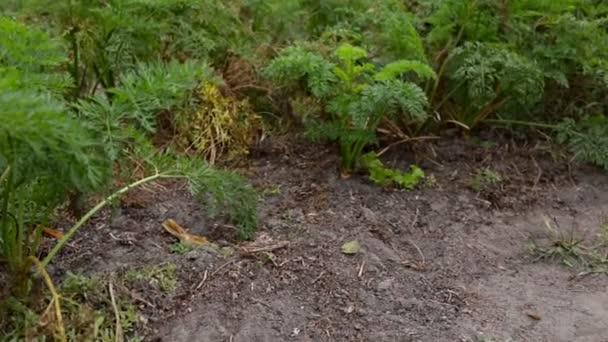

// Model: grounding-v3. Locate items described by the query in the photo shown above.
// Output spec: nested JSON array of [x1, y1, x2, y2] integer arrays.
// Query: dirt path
[[54, 138, 608, 342]]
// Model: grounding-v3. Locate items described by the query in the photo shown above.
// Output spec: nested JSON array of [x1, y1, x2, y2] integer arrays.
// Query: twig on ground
[[251, 297, 273, 309], [377, 136, 440, 157], [407, 239, 426, 266], [532, 157, 543, 190], [446, 289, 461, 303], [211, 259, 238, 277], [410, 208, 420, 231], [109, 281, 123, 342], [358, 261, 366, 278], [424, 157, 444, 169], [567, 155, 576, 186], [473, 197, 492, 207], [150, 241, 164, 250], [239, 241, 289, 255], [127, 289, 156, 308], [194, 269, 209, 291], [511, 162, 523, 178], [311, 271, 326, 284]]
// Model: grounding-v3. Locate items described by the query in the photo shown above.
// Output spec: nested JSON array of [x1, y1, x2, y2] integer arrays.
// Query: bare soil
[[48, 136, 608, 341]]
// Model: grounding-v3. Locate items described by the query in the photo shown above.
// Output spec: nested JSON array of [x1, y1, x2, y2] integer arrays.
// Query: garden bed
[[44, 136, 608, 342]]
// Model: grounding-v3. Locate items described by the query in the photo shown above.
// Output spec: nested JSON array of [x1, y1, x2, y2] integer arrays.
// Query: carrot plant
[[0, 18, 107, 295], [73, 60, 259, 238], [248, 0, 608, 170], [0, 17, 258, 300], [264, 43, 434, 172], [420, 0, 608, 129], [15, 0, 251, 99]]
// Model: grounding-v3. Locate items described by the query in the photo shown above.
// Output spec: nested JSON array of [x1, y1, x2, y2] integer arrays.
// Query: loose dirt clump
[[37, 137, 608, 341]]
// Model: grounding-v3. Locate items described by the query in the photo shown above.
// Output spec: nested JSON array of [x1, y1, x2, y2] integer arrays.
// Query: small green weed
[[125, 264, 178, 294], [60, 271, 101, 295], [1, 272, 142, 341], [260, 184, 282, 197], [477, 337, 504, 342], [470, 168, 502, 192], [424, 173, 437, 188], [169, 242, 194, 255], [360, 152, 425, 190], [530, 216, 608, 274], [60, 273, 140, 337]]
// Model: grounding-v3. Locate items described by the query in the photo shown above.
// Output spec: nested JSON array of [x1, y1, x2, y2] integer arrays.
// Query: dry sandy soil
[[48, 136, 608, 342]]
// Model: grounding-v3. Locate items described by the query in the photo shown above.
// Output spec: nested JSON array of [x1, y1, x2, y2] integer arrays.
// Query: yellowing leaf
[[341, 240, 361, 255], [42, 227, 64, 239], [162, 219, 209, 247]]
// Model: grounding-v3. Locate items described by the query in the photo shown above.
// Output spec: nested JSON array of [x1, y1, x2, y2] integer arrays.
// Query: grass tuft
[[529, 216, 608, 275]]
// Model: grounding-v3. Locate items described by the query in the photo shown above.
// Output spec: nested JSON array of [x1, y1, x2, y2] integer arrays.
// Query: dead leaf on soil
[[341, 240, 361, 255], [162, 219, 209, 246], [239, 233, 289, 255], [42, 227, 64, 239]]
